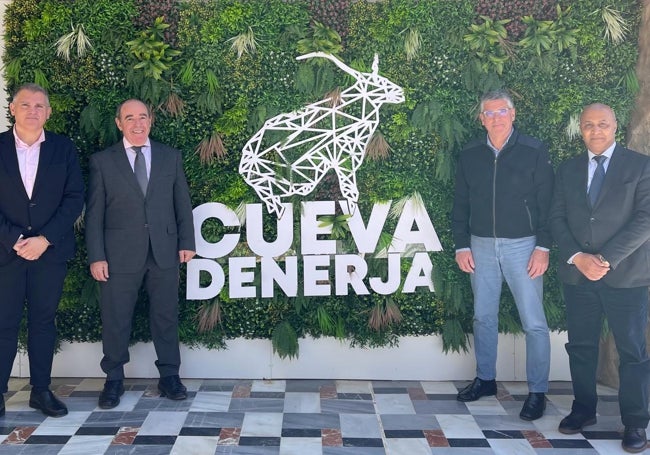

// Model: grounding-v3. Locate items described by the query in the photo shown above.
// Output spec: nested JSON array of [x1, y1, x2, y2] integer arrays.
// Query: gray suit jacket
[[549, 144, 650, 288], [85, 140, 195, 273]]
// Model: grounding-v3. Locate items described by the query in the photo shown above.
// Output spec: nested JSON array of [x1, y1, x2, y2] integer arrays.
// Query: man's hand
[[455, 250, 475, 273], [573, 253, 610, 281], [179, 250, 196, 263], [13, 236, 49, 261], [90, 261, 110, 281], [527, 249, 549, 279]]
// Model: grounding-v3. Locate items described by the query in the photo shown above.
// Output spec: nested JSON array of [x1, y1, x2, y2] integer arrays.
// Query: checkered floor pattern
[[0, 378, 646, 454]]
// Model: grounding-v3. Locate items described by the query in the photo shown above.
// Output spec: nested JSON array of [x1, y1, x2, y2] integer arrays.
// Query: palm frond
[[365, 131, 391, 160], [196, 299, 222, 333], [55, 23, 93, 61], [195, 132, 226, 165], [601, 5, 629, 44], [403, 27, 421, 62], [228, 26, 258, 59], [565, 112, 581, 140]]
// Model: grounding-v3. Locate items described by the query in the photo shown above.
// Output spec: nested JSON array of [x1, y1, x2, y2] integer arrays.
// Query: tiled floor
[[0, 378, 647, 454]]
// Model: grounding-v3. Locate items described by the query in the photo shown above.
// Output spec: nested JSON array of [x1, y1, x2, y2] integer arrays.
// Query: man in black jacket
[[549, 103, 649, 453], [0, 83, 84, 417], [452, 89, 554, 421]]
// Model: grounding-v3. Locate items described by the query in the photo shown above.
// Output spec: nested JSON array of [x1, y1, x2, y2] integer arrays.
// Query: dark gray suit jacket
[[85, 140, 195, 273], [549, 144, 650, 288]]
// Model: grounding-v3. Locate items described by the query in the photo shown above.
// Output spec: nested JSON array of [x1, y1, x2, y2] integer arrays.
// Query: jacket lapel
[[0, 131, 30, 201], [30, 132, 54, 200], [147, 142, 165, 196], [111, 143, 145, 198]]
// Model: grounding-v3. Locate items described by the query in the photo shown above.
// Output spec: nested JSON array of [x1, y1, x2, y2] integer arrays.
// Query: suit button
[[590, 217, 595, 222], [29, 203, 36, 207], [585, 242, 591, 246], [144, 224, 149, 228], [27, 226, 32, 231]]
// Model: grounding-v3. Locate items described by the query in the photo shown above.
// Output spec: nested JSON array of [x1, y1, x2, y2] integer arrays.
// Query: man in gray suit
[[549, 103, 650, 453], [85, 99, 195, 409]]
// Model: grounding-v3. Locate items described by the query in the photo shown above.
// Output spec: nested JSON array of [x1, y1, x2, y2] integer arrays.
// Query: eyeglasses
[[481, 108, 512, 118]]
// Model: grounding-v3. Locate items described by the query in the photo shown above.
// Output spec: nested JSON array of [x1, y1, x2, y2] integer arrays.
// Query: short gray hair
[[12, 83, 50, 105], [479, 89, 514, 112]]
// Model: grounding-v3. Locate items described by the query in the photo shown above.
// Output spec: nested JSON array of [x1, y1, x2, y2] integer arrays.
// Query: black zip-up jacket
[[452, 127, 554, 250]]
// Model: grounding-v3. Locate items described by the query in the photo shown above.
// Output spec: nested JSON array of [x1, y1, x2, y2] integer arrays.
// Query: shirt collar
[[13, 127, 45, 149], [486, 128, 514, 153], [587, 142, 616, 161], [123, 138, 151, 152]]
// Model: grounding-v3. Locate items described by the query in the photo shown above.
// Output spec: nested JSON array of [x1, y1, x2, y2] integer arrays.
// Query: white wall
[[9, 334, 571, 380]]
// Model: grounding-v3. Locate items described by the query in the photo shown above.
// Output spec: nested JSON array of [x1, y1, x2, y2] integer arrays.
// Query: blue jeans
[[469, 235, 550, 392]]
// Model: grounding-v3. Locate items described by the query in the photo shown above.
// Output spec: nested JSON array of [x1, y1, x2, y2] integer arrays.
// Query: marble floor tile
[[170, 435, 219, 455], [138, 411, 187, 435], [384, 437, 432, 455], [32, 412, 91, 435], [0, 379, 640, 455], [436, 414, 484, 439], [373, 394, 416, 415], [339, 414, 382, 438], [190, 391, 232, 412], [279, 436, 322, 455], [57, 435, 114, 455], [240, 412, 283, 437], [283, 392, 321, 413]]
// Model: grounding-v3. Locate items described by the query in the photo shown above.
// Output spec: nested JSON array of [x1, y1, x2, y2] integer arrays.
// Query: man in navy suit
[[0, 83, 84, 417], [550, 103, 650, 453], [85, 99, 195, 409]]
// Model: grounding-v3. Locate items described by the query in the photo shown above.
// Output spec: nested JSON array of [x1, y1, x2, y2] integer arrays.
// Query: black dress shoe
[[98, 380, 124, 409], [558, 410, 597, 434], [519, 392, 546, 421], [457, 377, 497, 402], [622, 426, 648, 453], [29, 390, 68, 417], [158, 375, 187, 400]]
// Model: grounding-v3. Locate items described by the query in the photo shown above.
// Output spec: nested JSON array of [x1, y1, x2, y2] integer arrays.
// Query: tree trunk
[[598, 0, 650, 388]]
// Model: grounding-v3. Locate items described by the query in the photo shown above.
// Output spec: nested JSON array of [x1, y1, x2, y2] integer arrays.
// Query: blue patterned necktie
[[133, 146, 148, 195], [588, 155, 606, 206]]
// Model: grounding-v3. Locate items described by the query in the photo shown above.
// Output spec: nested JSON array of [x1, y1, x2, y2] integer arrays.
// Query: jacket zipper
[[492, 155, 497, 237]]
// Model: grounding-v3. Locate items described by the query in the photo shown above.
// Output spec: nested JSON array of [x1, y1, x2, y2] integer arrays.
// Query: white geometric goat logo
[[239, 52, 405, 218]]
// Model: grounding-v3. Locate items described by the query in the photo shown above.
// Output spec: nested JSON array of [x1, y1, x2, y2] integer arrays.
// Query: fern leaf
[[271, 321, 299, 359]]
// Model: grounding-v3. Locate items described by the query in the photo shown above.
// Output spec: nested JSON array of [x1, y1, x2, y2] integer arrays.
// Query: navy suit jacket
[[85, 140, 195, 273], [549, 144, 650, 288], [0, 129, 84, 266]]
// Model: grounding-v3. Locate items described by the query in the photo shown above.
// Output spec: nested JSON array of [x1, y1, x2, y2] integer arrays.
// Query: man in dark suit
[[550, 103, 650, 453], [0, 83, 84, 417], [85, 99, 195, 409]]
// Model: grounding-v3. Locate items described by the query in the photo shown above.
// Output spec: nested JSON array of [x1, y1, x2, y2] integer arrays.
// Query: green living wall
[[3, 0, 641, 357]]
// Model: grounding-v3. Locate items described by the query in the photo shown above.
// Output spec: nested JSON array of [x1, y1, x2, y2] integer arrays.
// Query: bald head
[[579, 103, 617, 155]]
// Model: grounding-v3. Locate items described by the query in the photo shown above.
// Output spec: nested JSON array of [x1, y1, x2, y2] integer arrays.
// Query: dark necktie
[[133, 146, 148, 195], [588, 155, 606, 206]]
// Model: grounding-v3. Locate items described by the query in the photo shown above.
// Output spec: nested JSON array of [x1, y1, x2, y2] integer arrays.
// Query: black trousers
[[0, 257, 67, 392], [563, 281, 650, 428], [99, 250, 181, 381]]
